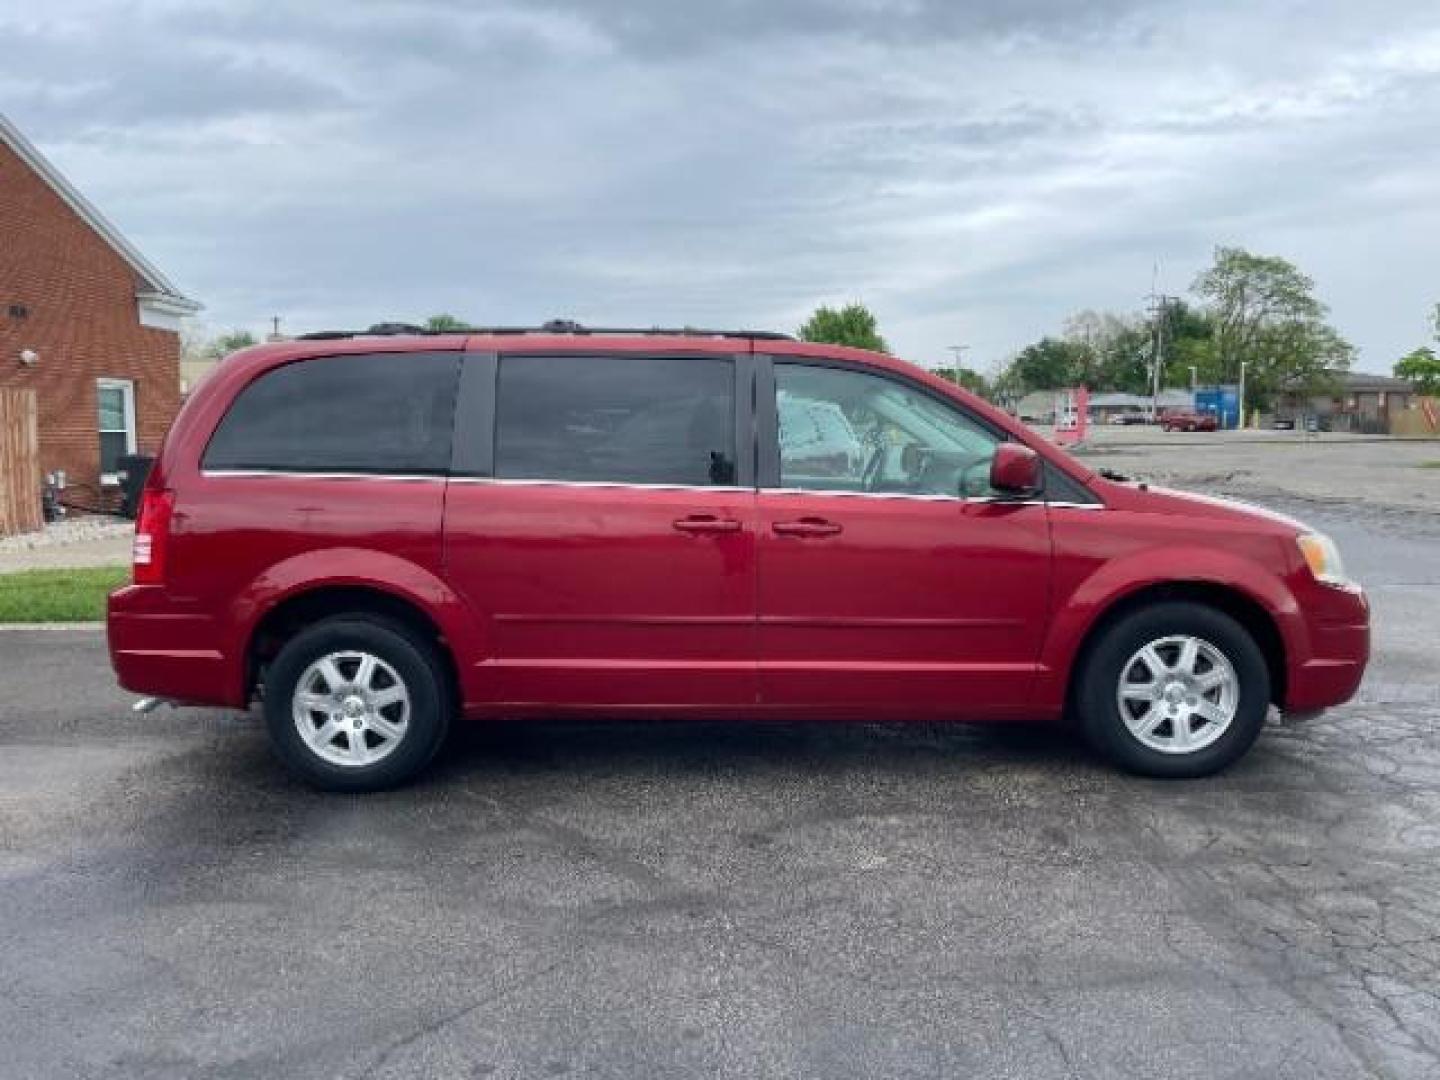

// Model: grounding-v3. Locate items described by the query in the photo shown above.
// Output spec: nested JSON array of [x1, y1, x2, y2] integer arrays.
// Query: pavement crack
[[353, 953, 574, 1079]]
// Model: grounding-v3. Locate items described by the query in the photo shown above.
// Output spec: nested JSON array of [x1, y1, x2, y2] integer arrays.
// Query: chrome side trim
[[762, 487, 1106, 509], [203, 470, 447, 482], [449, 476, 751, 494], [763, 486, 958, 503], [199, 470, 1108, 507]]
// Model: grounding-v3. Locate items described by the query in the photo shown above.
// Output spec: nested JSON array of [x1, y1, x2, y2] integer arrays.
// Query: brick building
[[1274, 370, 1417, 434], [1, 112, 199, 513]]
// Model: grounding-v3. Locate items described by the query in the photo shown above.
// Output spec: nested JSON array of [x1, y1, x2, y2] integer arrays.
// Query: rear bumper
[[107, 586, 243, 707]]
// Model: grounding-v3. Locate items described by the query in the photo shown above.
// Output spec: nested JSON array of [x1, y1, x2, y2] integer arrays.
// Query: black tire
[[263, 615, 452, 792], [1075, 601, 1270, 778]]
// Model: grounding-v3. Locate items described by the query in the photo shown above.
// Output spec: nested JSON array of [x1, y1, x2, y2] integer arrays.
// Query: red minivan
[[108, 325, 1369, 791]]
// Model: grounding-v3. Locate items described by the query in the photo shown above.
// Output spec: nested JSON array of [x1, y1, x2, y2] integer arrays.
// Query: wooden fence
[[1391, 396, 1440, 438], [0, 388, 42, 537]]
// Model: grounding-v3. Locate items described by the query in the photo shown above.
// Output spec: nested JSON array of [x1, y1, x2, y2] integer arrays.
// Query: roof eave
[[136, 290, 204, 316]]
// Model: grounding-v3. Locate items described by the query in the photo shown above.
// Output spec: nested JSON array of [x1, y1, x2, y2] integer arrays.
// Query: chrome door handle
[[772, 518, 843, 537], [673, 515, 742, 534]]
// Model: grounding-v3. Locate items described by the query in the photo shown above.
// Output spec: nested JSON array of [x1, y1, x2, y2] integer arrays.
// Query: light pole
[[1238, 361, 1248, 430], [1188, 365, 1198, 394], [946, 345, 970, 379]]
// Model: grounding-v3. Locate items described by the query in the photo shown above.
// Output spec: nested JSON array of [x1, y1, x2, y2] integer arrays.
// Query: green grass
[[1418, 460, 1440, 469], [0, 566, 129, 622]]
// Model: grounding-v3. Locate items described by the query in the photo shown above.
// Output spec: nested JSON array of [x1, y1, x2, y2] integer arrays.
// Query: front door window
[[775, 364, 1001, 498]]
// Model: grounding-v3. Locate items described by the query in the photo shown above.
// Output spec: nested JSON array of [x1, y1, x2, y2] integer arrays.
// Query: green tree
[[1252, 321, 1350, 402], [425, 313, 471, 332], [1395, 347, 1440, 396], [1160, 300, 1218, 388], [933, 366, 989, 396], [797, 303, 888, 353], [1064, 311, 1156, 393], [205, 330, 258, 361], [989, 360, 1027, 410], [1010, 336, 1089, 390], [1191, 246, 1351, 407]]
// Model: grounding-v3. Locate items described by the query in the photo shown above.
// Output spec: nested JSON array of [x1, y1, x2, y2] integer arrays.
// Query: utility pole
[[1238, 361, 1248, 431], [1146, 293, 1179, 419], [943, 345, 971, 391]]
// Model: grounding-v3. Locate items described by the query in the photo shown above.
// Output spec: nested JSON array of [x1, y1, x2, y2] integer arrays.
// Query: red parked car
[[108, 325, 1368, 790], [1162, 411, 1220, 432]]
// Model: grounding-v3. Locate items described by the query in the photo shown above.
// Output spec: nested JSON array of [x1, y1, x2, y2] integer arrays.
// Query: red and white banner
[[1053, 386, 1089, 446]]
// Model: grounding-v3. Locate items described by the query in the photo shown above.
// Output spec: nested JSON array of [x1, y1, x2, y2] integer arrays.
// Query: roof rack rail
[[297, 322, 438, 340], [296, 320, 794, 342]]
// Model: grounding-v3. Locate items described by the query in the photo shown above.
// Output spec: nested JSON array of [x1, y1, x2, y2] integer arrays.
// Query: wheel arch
[[243, 584, 467, 710], [223, 547, 488, 709], [1063, 580, 1288, 716]]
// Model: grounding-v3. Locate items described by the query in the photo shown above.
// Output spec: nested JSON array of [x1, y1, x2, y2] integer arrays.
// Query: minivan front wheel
[[264, 616, 451, 792], [1076, 602, 1270, 778]]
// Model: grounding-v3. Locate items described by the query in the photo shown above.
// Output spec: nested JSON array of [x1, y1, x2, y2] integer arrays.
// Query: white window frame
[[97, 378, 138, 486]]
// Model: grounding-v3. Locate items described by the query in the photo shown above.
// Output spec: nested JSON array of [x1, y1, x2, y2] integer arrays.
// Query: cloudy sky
[[5, 0, 1439, 372]]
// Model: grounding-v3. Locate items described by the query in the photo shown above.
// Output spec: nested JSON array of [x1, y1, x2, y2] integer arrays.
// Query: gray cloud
[[535, 0, 1162, 49], [4, 0, 1438, 368]]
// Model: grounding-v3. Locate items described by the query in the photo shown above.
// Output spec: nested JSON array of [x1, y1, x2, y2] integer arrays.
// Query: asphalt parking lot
[[2, 449, 1438, 1077]]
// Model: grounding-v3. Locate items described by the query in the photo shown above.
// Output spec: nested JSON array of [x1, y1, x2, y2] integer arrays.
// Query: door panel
[[445, 482, 756, 709], [756, 358, 1052, 717], [442, 351, 758, 712], [757, 493, 1050, 716]]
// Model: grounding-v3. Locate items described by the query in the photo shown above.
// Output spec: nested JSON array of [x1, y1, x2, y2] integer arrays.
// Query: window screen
[[495, 355, 736, 486], [203, 353, 459, 473]]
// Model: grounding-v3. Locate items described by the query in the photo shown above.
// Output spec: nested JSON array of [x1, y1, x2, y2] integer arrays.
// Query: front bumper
[[1285, 586, 1370, 712]]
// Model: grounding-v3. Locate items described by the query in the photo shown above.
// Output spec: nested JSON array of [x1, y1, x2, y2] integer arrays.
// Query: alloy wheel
[[1115, 635, 1239, 754], [292, 650, 411, 768]]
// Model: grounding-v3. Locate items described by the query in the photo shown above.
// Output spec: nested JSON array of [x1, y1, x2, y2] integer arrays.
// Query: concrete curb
[[0, 621, 105, 630]]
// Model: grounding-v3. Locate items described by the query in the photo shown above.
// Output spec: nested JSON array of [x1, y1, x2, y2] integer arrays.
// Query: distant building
[[1087, 390, 1192, 422], [1013, 390, 1057, 423], [1274, 371, 1415, 433], [0, 112, 200, 509], [1193, 385, 1241, 429], [1011, 388, 1192, 424]]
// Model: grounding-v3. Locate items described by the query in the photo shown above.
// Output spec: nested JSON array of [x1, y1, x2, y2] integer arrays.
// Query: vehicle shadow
[[427, 716, 1097, 787]]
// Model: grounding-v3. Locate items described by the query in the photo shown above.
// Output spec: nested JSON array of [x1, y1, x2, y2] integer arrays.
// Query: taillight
[[133, 489, 175, 586]]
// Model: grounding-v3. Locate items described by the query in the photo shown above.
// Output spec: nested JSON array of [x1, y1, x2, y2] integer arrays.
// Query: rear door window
[[495, 355, 737, 486], [203, 352, 460, 474]]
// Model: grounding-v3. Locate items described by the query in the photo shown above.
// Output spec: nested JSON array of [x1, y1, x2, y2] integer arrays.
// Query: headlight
[[1297, 532, 1351, 588]]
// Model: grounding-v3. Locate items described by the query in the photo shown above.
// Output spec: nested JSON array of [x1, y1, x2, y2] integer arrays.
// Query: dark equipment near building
[[116, 454, 155, 520]]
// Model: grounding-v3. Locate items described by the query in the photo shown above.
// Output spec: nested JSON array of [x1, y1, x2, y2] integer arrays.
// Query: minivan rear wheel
[[1076, 602, 1270, 778], [264, 616, 451, 792]]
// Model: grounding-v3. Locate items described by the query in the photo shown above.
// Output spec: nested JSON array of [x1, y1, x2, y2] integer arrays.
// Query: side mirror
[[988, 443, 1042, 498]]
